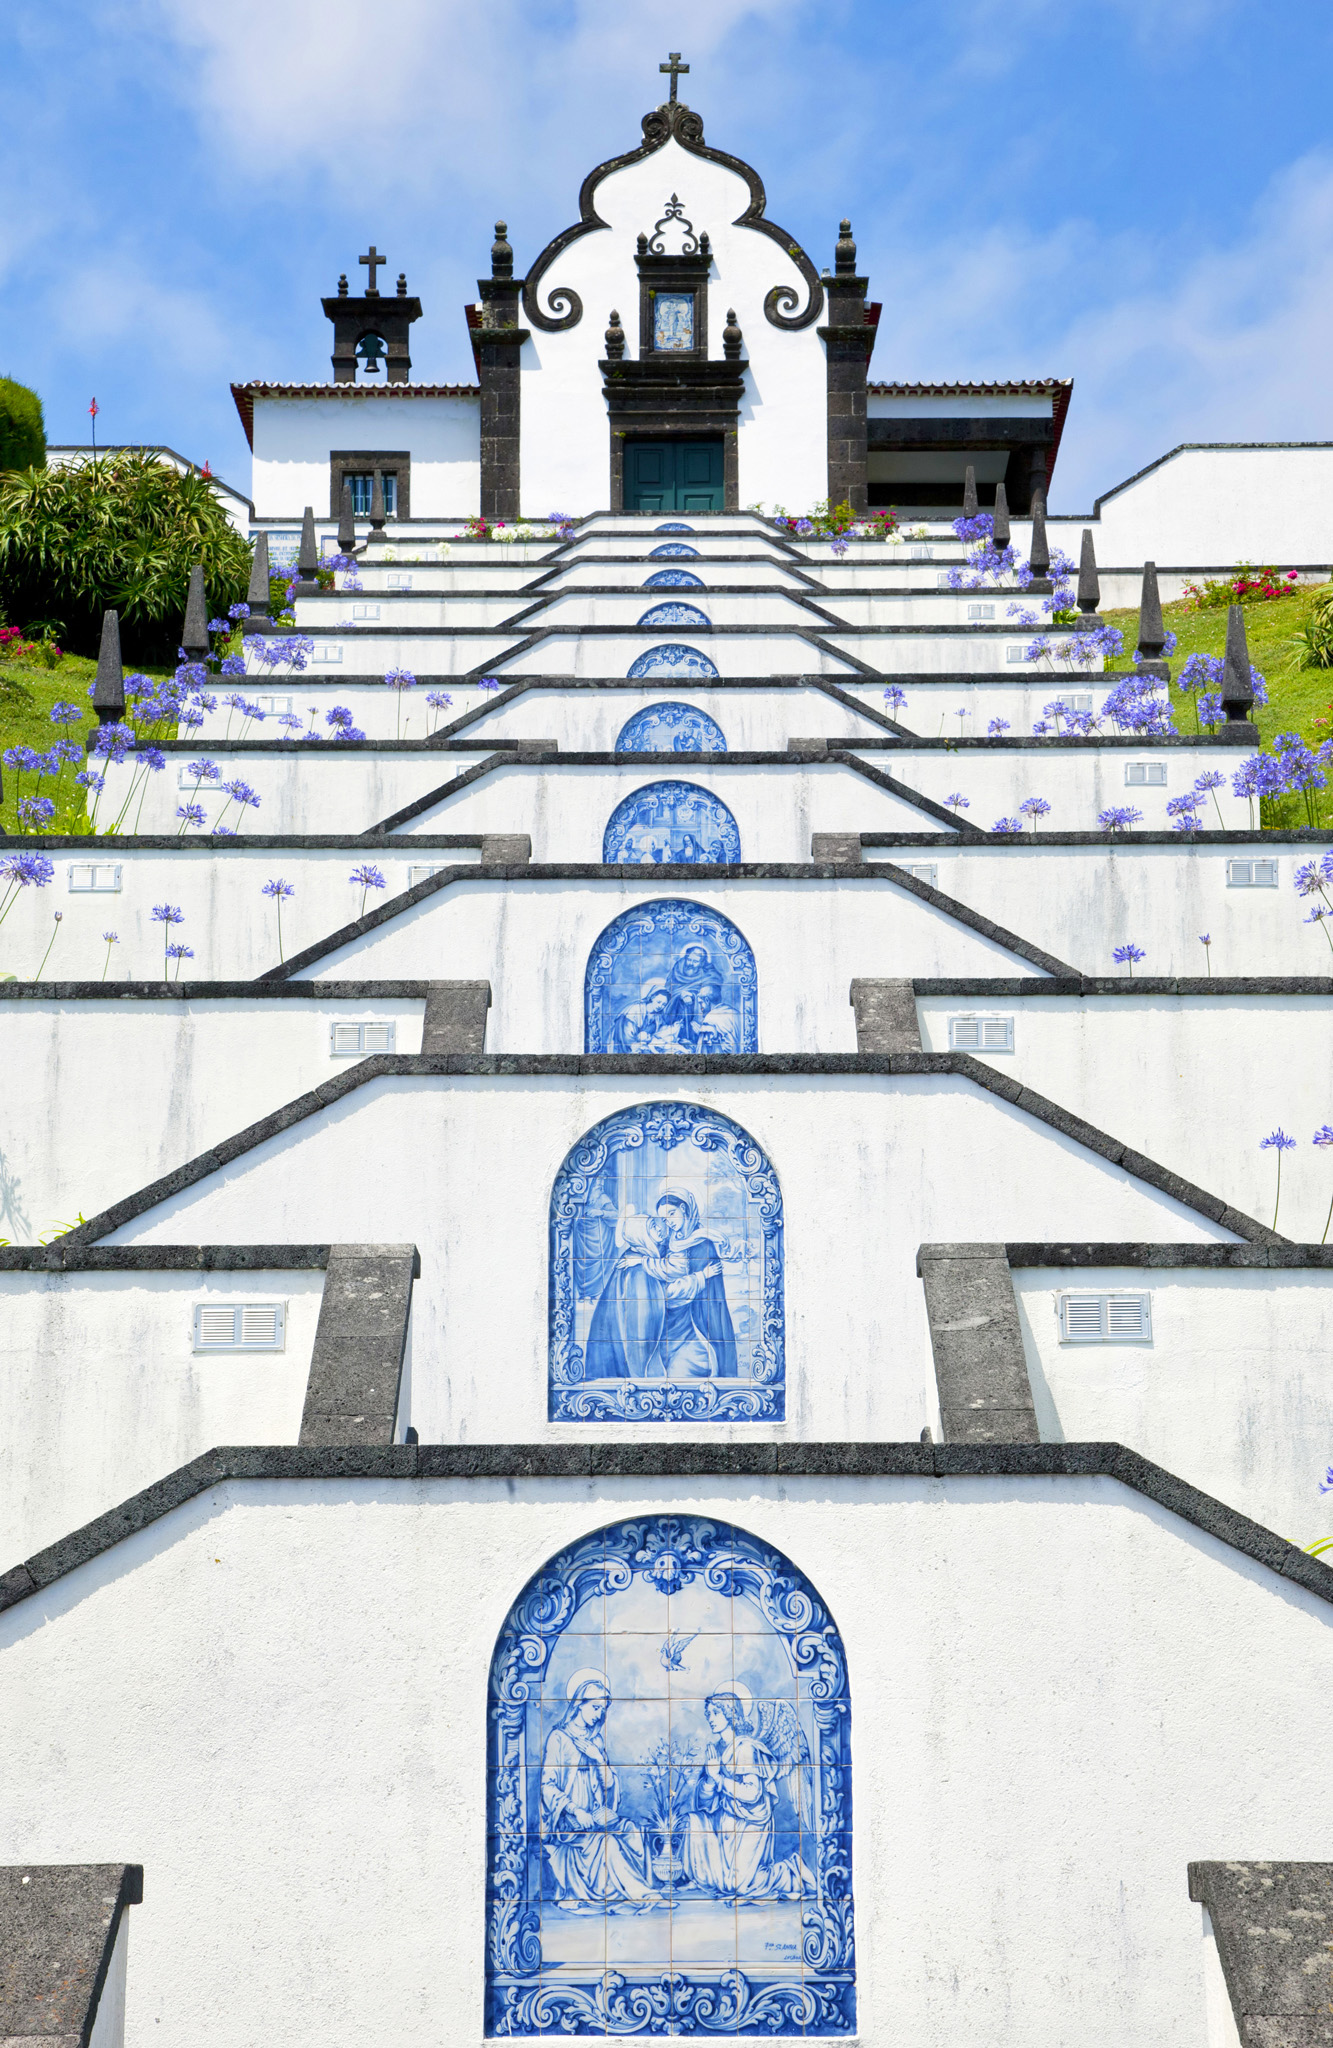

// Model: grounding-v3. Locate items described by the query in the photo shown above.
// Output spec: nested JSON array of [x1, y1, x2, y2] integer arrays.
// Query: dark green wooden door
[[623, 439, 724, 512]]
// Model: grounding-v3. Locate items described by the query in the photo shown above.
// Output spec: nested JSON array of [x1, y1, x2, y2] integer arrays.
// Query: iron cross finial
[[359, 245, 387, 294], [659, 52, 688, 103]]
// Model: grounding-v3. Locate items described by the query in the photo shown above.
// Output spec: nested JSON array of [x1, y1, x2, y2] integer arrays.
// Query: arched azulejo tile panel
[[485, 1513, 854, 2034], [602, 781, 740, 865], [615, 703, 727, 754], [584, 899, 757, 1055], [638, 602, 712, 631], [627, 645, 721, 682], [643, 568, 705, 589], [655, 522, 695, 532], [648, 543, 702, 560], [549, 1101, 784, 1423]]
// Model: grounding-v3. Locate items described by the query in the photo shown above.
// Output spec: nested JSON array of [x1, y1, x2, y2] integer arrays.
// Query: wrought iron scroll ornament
[[520, 99, 824, 334], [649, 194, 701, 256]]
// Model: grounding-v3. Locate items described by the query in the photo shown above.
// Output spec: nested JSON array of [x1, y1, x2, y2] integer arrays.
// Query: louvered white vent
[[909, 544, 931, 559], [1227, 858, 1279, 887], [330, 1021, 397, 1055], [408, 863, 446, 888], [905, 863, 938, 887], [949, 1014, 1014, 1052], [67, 863, 121, 893], [193, 1303, 286, 1351], [1058, 1291, 1152, 1342], [936, 573, 952, 589], [386, 574, 413, 590], [967, 603, 996, 621], [1005, 645, 1027, 663], [313, 646, 343, 665], [256, 695, 292, 715], [351, 604, 381, 620], [1125, 762, 1167, 787]]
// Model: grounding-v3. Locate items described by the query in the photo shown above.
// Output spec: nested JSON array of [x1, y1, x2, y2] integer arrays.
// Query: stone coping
[[1002, 1242, 1333, 1266], [47, 1049, 1270, 1250], [1, 976, 1327, 1004], [3, 1439, 1331, 1618], [136, 734, 1255, 755]]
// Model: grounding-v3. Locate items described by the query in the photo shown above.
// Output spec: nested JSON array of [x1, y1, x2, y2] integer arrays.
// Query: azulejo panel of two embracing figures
[[486, 1516, 855, 2035]]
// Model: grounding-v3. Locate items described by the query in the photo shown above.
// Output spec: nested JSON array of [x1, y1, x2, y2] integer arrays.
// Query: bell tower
[[321, 245, 423, 383]]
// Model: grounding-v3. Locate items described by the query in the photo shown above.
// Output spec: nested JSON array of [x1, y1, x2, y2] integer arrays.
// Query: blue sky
[[4, 0, 1333, 511]]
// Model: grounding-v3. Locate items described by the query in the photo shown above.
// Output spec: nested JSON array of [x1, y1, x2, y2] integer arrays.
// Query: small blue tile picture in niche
[[602, 781, 740, 864], [585, 899, 757, 1054], [638, 601, 712, 631], [643, 568, 705, 588], [656, 522, 695, 532], [627, 643, 720, 681], [615, 702, 727, 754], [648, 542, 701, 559], [485, 1512, 854, 2034], [548, 1100, 785, 1423]]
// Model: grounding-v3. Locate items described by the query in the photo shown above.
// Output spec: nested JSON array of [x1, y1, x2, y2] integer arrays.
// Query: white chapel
[[2, 53, 1333, 2048]]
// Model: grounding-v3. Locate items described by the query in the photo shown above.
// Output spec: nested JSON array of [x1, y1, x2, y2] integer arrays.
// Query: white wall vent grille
[[386, 574, 413, 589], [330, 1021, 397, 1056], [967, 603, 996, 621], [936, 573, 952, 589], [351, 604, 381, 620], [256, 695, 292, 715], [905, 862, 938, 887], [67, 863, 121, 893], [1005, 645, 1027, 663], [1125, 762, 1168, 786], [193, 1303, 286, 1351], [948, 1014, 1014, 1052], [408, 864, 446, 888], [1227, 858, 1279, 887], [909, 544, 931, 559], [1058, 1291, 1152, 1342], [312, 646, 344, 665]]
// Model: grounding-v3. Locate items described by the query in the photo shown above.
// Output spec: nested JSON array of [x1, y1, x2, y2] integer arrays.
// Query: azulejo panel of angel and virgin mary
[[549, 1102, 783, 1423], [585, 901, 756, 1057], [486, 1515, 855, 2036]]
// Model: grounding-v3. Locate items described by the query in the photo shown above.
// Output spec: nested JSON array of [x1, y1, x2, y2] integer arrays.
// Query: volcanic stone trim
[[421, 981, 492, 1053], [850, 979, 922, 1052], [0, 1863, 143, 2045], [917, 1245, 1039, 1444], [51, 1050, 1274, 1250], [1005, 1242, 1333, 1268], [299, 1244, 417, 1448], [4, 1441, 1332, 1619], [0, 1245, 334, 1273], [1187, 1863, 1333, 2048], [912, 977, 1333, 997], [0, 982, 437, 1004]]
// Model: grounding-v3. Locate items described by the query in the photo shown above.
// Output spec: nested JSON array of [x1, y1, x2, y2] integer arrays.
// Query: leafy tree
[[0, 378, 45, 472], [0, 448, 250, 659]]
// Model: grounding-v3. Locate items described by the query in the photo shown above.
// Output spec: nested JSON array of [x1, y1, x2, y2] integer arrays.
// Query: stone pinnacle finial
[[991, 481, 1010, 552], [243, 530, 271, 635], [370, 472, 387, 533], [91, 608, 125, 724], [338, 481, 357, 553], [298, 506, 319, 575], [491, 222, 514, 281], [835, 219, 857, 275], [337, 273, 348, 297], [181, 564, 209, 659], [1221, 603, 1255, 722], [1028, 493, 1052, 592], [722, 308, 743, 363], [1077, 529, 1101, 615], [604, 310, 626, 362], [1134, 560, 1170, 681], [396, 272, 408, 297], [962, 465, 978, 519]]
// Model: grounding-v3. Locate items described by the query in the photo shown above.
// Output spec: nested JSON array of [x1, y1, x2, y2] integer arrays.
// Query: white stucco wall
[[96, 1070, 1233, 1445], [0, 1269, 321, 1559], [249, 395, 481, 520], [516, 134, 827, 514], [1, 1476, 1330, 2048], [1012, 1265, 1333, 1540], [1046, 444, 1333, 569]]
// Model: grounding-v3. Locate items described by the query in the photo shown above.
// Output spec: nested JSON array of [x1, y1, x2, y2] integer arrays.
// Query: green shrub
[[1296, 587, 1333, 670], [0, 378, 45, 472], [0, 448, 250, 661]]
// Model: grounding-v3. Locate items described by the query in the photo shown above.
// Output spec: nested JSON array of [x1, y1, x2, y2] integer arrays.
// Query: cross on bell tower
[[359, 245, 387, 295], [659, 51, 689, 103]]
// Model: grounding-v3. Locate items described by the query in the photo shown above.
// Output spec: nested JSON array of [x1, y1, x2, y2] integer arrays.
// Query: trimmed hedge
[[0, 378, 45, 472]]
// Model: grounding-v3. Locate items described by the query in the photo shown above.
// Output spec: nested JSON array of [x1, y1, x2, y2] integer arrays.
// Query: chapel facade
[[2, 58, 1333, 2048]]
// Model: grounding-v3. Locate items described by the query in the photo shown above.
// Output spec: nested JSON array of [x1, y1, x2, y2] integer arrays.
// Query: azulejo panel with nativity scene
[[584, 900, 756, 1057], [615, 702, 727, 755], [548, 1101, 783, 1423], [627, 644, 721, 682], [485, 1513, 855, 2035], [602, 782, 741, 865]]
